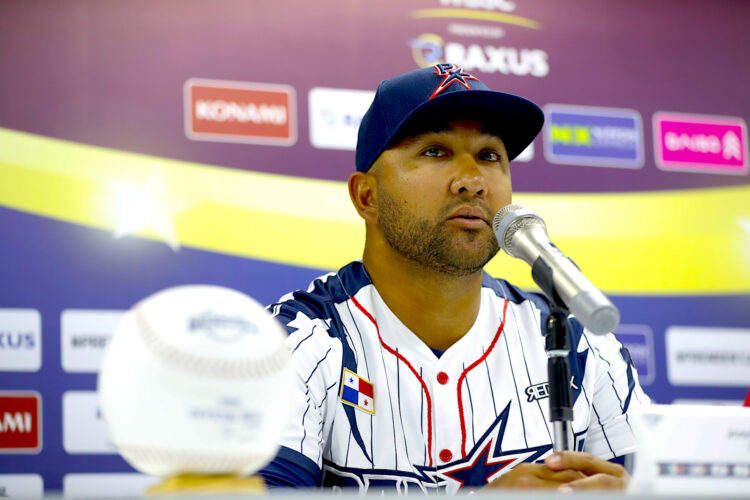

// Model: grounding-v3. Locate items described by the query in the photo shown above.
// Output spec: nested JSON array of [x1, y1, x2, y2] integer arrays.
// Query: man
[[259, 64, 649, 493]]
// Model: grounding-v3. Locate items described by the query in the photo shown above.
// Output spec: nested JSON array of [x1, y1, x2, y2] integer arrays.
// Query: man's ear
[[348, 171, 379, 224]]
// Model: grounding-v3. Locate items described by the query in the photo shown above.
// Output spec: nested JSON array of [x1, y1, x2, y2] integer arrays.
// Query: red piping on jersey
[[351, 295, 434, 467], [456, 298, 509, 458]]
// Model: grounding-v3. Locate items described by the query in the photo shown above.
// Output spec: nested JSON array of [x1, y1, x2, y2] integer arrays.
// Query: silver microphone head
[[570, 291, 621, 335], [492, 204, 547, 256]]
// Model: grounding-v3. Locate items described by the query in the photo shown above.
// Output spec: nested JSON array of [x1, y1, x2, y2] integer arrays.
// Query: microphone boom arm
[[492, 204, 623, 453]]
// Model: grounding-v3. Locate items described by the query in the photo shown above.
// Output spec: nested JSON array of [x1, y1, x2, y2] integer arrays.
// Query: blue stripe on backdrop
[[612, 293, 750, 403], [0, 206, 748, 490]]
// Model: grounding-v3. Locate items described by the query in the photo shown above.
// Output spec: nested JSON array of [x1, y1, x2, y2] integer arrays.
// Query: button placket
[[433, 364, 458, 465]]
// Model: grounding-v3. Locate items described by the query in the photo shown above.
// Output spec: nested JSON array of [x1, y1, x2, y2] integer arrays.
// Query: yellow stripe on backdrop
[[1, 127, 748, 295]]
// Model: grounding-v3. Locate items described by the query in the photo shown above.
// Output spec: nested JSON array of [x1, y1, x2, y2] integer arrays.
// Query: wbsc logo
[[184, 78, 297, 146], [653, 113, 748, 175], [188, 311, 259, 343], [0, 392, 42, 453], [543, 104, 644, 168]]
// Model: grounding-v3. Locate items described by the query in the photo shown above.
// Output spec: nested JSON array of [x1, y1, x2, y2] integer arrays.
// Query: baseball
[[98, 285, 294, 477]]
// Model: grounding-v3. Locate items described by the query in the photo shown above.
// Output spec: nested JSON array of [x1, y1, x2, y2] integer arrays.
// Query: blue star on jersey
[[429, 63, 479, 99], [323, 402, 587, 493], [437, 403, 553, 491], [440, 440, 514, 490]]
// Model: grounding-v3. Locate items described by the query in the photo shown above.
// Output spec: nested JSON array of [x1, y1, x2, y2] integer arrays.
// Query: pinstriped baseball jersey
[[263, 261, 649, 493]]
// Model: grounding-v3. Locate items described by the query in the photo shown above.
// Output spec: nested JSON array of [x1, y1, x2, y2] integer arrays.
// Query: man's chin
[[434, 248, 497, 275], [449, 237, 499, 262]]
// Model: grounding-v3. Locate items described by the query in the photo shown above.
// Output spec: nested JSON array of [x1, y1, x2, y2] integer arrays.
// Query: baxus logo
[[184, 78, 297, 146], [0, 392, 42, 453], [409, 34, 549, 77], [408, 1, 549, 76]]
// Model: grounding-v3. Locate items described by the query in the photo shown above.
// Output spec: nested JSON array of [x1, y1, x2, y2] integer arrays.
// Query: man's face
[[372, 119, 512, 276]]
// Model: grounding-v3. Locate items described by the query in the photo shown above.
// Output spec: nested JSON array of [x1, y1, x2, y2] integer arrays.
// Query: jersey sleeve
[[581, 331, 650, 459], [259, 445, 322, 487], [260, 299, 342, 487]]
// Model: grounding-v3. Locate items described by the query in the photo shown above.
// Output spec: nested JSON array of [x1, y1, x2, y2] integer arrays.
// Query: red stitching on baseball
[[134, 308, 289, 379]]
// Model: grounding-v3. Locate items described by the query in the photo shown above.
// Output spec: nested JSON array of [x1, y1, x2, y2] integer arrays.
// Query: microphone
[[492, 204, 620, 335]]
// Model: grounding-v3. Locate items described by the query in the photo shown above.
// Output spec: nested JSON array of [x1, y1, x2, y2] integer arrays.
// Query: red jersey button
[[437, 371, 449, 385], [439, 449, 453, 462]]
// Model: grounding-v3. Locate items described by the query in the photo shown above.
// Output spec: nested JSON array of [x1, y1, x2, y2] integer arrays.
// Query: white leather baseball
[[98, 285, 293, 477]]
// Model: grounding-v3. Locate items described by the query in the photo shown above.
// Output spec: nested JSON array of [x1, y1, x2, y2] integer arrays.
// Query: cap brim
[[385, 90, 544, 162]]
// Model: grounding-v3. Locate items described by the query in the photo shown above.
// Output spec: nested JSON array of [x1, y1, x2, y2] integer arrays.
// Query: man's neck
[[362, 241, 484, 352]]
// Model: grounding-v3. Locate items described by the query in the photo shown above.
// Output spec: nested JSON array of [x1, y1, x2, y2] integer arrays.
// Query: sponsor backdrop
[[0, 0, 748, 495]]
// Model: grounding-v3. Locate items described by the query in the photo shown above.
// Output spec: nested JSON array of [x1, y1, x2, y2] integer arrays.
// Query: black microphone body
[[492, 205, 620, 335]]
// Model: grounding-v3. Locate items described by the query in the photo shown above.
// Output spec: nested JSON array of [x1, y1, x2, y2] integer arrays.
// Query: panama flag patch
[[340, 368, 375, 414]]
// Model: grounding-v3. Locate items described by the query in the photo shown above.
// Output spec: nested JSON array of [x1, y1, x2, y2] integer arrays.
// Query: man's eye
[[422, 147, 445, 157], [479, 150, 500, 162]]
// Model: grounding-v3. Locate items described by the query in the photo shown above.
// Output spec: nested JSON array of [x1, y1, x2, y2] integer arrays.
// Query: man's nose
[[450, 155, 487, 196]]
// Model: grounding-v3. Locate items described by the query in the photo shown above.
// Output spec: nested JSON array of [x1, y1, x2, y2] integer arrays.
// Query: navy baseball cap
[[355, 64, 544, 172]]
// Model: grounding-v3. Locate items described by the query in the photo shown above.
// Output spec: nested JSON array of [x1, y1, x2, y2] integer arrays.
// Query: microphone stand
[[545, 302, 574, 452], [532, 259, 574, 452]]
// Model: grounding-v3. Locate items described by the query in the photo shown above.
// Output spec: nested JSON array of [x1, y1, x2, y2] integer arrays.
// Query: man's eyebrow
[[405, 123, 453, 138], [394, 121, 506, 147], [393, 128, 447, 147], [411, 128, 505, 143]]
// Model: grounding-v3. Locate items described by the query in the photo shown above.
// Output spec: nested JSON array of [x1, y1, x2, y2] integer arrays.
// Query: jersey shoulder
[[267, 261, 372, 334], [481, 273, 590, 345], [481, 272, 552, 313]]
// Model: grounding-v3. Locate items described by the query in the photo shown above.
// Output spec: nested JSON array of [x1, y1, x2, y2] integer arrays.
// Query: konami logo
[[184, 78, 297, 146], [0, 392, 41, 453]]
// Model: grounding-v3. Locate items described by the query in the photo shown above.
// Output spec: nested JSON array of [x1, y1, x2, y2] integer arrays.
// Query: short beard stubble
[[377, 186, 500, 277]]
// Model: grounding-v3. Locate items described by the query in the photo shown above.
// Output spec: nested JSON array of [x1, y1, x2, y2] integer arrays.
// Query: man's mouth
[[448, 206, 489, 225], [447, 207, 490, 228]]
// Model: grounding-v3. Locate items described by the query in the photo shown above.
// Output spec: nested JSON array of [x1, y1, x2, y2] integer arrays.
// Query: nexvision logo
[[544, 104, 644, 168], [189, 312, 258, 343]]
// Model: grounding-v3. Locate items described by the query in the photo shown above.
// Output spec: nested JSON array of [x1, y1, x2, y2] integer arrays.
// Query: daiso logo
[[654, 112, 748, 175]]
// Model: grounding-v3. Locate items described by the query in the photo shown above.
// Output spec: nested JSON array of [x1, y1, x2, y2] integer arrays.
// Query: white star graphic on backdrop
[[739, 218, 750, 235], [108, 166, 186, 251]]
